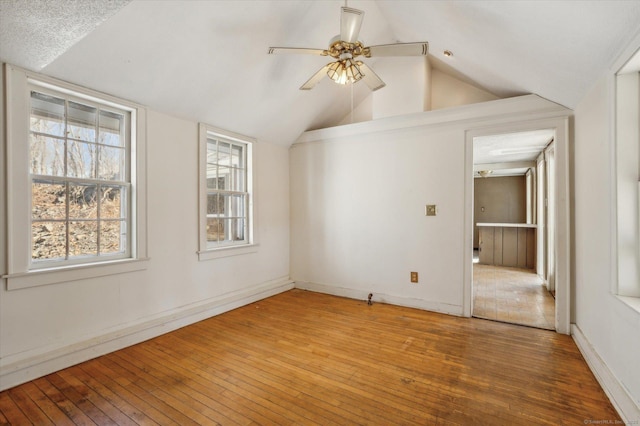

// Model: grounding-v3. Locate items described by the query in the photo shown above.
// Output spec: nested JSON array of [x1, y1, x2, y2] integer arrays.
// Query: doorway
[[463, 117, 571, 334], [470, 130, 556, 330]]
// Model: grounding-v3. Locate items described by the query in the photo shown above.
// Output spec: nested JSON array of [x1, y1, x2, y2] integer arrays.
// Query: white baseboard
[[294, 281, 463, 316], [572, 324, 640, 422], [0, 278, 294, 391]]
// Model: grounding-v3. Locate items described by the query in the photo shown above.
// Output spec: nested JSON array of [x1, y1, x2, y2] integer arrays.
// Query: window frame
[[28, 86, 132, 268], [3, 65, 148, 290], [610, 34, 640, 312], [197, 123, 257, 261]]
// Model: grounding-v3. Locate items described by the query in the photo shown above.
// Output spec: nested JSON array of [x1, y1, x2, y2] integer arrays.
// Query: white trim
[[295, 94, 569, 145], [197, 243, 259, 261], [464, 115, 572, 335], [464, 126, 475, 317], [0, 277, 294, 391], [3, 258, 149, 291], [3, 64, 148, 289], [572, 324, 640, 423], [610, 29, 640, 298], [198, 123, 257, 259], [295, 281, 464, 317]]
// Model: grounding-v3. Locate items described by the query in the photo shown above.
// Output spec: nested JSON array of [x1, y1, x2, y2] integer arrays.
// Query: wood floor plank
[[79, 359, 179, 426], [12, 382, 73, 426], [0, 390, 31, 425], [141, 336, 340, 424], [63, 363, 159, 425], [7, 385, 54, 425], [96, 356, 203, 426], [0, 290, 620, 425], [158, 333, 371, 425], [55, 367, 139, 426], [33, 376, 97, 426]]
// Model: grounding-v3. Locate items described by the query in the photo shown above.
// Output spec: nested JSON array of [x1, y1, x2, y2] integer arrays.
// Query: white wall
[[573, 74, 640, 413], [291, 95, 570, 317], [337, 60, 498, 126], [431, 69, 499, 110], [290, 124, 466, 314], [372, 57, 430, 120], [0, 85, 291, 389]]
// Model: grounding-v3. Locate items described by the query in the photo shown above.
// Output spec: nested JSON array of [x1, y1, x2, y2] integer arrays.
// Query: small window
[[198, 124, 255, 259]]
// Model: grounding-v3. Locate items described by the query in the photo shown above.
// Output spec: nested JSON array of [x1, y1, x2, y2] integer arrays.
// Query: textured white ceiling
[[0, 0, 130, 70], [2, 0, 640, 146]]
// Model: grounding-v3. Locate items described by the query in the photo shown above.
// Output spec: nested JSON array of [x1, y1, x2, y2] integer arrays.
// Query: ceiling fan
[[268, 5, 428, 91]]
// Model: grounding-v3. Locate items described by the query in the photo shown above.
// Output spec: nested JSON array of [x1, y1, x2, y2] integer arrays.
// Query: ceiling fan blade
[[358, 62, 386, 91], [300, 64, 330, 90], [365, 42, 429, 57], [268, 47, 327, 56], [340, 7, 364, 43]]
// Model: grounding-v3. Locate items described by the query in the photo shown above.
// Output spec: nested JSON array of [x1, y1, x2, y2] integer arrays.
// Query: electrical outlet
[[425, 205, 437, 216], [410, 272, 418, 283]]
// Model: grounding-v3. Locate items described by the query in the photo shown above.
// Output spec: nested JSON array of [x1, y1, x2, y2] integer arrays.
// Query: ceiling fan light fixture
[[327, 58, 363, 85]]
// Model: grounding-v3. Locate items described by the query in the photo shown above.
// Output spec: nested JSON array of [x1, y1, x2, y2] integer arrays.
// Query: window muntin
[[29, 89, 130, 267], [205, 136, 249, 247]]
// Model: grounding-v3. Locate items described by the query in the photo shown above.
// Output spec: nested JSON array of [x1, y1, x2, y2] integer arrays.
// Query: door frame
[[463, 116, 571, 334]]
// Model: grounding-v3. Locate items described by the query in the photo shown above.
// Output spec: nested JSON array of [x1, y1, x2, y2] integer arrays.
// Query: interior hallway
[[473, 264, 555, 330]]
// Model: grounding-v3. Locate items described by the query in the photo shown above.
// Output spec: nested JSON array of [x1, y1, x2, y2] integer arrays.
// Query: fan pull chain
[[350, 82, 354, 124]]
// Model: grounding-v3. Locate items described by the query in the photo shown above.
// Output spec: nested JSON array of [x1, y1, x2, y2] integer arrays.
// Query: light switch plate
[[426, 205, 437, 216]]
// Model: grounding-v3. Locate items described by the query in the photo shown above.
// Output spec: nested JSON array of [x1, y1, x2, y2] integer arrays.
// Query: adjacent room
[[1, 0, 640, 424]]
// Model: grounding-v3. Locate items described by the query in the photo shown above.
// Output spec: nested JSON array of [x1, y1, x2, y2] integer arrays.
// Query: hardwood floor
[[0, 289, 619, 425], [473, 264, 556, 330]]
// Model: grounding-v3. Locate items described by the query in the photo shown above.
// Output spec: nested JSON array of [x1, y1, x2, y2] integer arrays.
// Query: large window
[[615, 56, 640, 300], [4, 65, 147, 290], [198, 124, 255, 259], [29, 90, 129, 266]]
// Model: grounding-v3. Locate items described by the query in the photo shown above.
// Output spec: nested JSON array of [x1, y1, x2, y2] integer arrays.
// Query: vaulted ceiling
[[2, 0, 640, 146]]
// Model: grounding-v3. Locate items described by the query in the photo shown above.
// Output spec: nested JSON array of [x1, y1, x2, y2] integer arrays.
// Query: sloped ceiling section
[[0, 0, 131, 70], [2, 1, 640, 146]]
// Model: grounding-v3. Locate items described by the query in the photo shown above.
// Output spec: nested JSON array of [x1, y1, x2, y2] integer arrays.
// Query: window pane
[[69, 183, 98, 219], [206, 163, 218, 189], [69, 221, 98, 257], [207, 193, 223, 215], [98, 146, 125, 180], [206, 218, 222, 242], [30, 92, 65, 137], [218, 142, 231, 166], [231, 167, 245, 191], [230, 194, 245, 218], [231, 218, 245, 241], [207, 140, 217, 164], [68, 101, 97, 142], [32, 180, 66, 220], [100, 220, 126, 254], [32, 221, 66, 261], [29, 134, 65, 176], [218, 167, 231, 190], [101, 186, 125, 219], [216, 219, 245, 242], [99, 110, 124, 147], [231, 145, 243, 168], [67, 140, 97, 179]]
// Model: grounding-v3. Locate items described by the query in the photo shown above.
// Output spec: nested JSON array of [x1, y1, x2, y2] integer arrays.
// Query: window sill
[[198, 244, 259, 261], [616, 295, 640, 316], [3, 258, 150, 291]]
